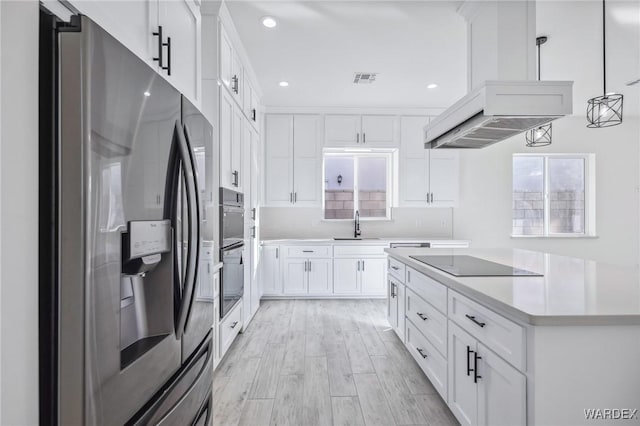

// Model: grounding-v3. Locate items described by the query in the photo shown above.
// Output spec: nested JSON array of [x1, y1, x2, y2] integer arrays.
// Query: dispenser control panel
[[127, 220, 172, 259]]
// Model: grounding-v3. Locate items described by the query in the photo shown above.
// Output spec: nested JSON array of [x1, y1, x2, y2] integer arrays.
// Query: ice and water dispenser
[[120, 220, 174, 369]]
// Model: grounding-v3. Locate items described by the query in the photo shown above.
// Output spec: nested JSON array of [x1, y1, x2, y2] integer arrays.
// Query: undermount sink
[[333, 237, 380, 240]]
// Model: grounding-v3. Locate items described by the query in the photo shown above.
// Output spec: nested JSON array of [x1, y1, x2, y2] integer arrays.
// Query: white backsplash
[[260, 207, 454, 239]]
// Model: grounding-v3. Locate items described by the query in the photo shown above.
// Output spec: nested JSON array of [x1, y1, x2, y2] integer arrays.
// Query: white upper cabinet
[[325, 114, 397, 147], [324, 115, 361, 146], [68, 1, 157, 68], [220, 89, 243, 190], [219, 25, 234, 89], [399, 116, 459, 207], [361, 115, 396, 146], [219, 24, 243, 107], [400, 116, 431, 206], [265, 115, 294, 205], [70, 0, 201, 104], [429, 150, 459, 206], [158, 0, 201, 103], [264, 114, 320, 207], [293, 115, 321, 206]]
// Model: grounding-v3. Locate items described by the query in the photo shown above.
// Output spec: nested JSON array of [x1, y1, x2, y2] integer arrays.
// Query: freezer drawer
[[129, 333, 213, 425]]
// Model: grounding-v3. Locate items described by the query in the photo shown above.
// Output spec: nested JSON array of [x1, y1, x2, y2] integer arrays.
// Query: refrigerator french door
[[44, 14, 214, 425]]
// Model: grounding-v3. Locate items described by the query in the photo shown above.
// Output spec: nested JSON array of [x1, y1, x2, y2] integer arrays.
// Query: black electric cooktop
[[409, 255, 543, 277]]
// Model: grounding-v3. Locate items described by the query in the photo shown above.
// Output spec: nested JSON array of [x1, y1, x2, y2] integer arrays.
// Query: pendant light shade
[[526, 123, 552, 147], [587, 0, 623, 128], [526, 36, 553, 147]]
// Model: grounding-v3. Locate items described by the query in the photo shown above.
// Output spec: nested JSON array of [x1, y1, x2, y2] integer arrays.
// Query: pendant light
[[587, 0, 623, 128], [526, 36, 552, 147]]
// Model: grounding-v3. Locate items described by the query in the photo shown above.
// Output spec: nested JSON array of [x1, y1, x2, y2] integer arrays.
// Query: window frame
[[512, 153, 596, 238], [322, 150, 394, 221]]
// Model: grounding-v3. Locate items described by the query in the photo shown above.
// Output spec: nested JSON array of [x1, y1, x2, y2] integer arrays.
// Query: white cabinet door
[[231, 105, 244, 191], [308, 259, 332, 295], [395, 282, 405, 341], [265, 115, 294, 206], [448, 321, 478, 426], [360, 258, 387, 295], [261, 246, 281, 295], [388, 278, 398, 329], [400, 116, 431, 207], [67, 1, 157, 70], [220, 90, 234, 189], [231, 51, 243, 106], [158, 0, 201, 104], [283, 259, 307, 295], [293, 115, 320, 206], [219, 24, 233, 89], [333, 259, 360, 295], [243, 75, 252, 118], [429, 150, 459, 207], [361, 115, 397, 146], [325, 115, 360, 146], [477, 343, 526, 426]]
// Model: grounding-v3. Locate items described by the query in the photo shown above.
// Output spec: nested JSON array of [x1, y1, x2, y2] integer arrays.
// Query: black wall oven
[[220, 188, 244, 318]]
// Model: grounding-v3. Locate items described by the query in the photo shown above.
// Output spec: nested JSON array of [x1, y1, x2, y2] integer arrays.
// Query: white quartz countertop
[[385, 248, 640, 326], [261, 238, 469, 246]]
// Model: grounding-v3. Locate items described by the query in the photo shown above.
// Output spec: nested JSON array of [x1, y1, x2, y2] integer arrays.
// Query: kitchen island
[[385, 247, 640, 426]]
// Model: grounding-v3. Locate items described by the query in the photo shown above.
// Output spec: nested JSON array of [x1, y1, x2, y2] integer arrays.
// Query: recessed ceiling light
[[262, 16, 277, 28], [143, 91, 151, 97], [279, 81, 289, 87], [427, 83, 438, 89]]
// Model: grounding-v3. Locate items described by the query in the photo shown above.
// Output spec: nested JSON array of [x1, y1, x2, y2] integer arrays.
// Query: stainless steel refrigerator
[[40, 13, 215, 425]]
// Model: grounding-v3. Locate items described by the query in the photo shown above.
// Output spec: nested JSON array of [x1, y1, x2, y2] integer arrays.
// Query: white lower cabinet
[[387, 277, 405, 341], [261, 246, 281, 296], [406, 320, 447, 401], [283, 257, 332, 295], [334, 259, 360, 294], [448, 321, 526, 426], [219, 300, 243, 358], [360, 258, 387, 294]]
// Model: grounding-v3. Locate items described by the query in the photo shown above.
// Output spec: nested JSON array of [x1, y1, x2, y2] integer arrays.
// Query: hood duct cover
[[425, 81, 573, 149]]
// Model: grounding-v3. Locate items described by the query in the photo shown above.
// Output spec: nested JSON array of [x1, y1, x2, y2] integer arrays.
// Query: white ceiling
[[226, 1, 468, 108]]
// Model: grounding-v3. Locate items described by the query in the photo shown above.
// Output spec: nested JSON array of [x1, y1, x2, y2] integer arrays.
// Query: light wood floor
[[213, 299, 459, 426]]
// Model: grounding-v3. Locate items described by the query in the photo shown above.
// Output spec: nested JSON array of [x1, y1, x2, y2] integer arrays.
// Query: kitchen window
[[512, 154, 596, 237], [323, 151, 392, 220]]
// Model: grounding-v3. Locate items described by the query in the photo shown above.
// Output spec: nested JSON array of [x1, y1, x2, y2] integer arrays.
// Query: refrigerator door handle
[[180, 124, 202, 335], [166, 120, 199, 339]]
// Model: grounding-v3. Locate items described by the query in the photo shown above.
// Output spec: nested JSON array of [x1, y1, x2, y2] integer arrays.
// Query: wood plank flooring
[[213, 299, 459, 426]]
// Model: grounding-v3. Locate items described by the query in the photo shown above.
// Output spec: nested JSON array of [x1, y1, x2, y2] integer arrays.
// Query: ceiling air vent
[[353, 73, 377, 84]]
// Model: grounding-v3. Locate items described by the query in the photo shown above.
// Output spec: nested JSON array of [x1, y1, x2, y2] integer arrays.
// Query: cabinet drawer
[[387, 257, 406, 282], [219, 301, 243, 357], [406, 320, 448, 402], [448, 290, 525, 371], [406, 289, 447, 357], [334, 245, 387, 257], [284, 245, 332, 258], [406, 267, 447, 314]]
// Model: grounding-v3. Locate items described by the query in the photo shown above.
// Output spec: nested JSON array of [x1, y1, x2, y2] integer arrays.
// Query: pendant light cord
[[537, 42, 541, 80], [603, 0, 607, 95]]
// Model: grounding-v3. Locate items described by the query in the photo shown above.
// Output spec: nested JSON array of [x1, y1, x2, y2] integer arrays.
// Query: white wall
[[453, 0, 640, 266], [0, 1, 40, 424], [261, 207, 454, 239]]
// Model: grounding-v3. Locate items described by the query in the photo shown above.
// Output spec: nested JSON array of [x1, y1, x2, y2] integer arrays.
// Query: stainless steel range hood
[[424, 81, 573, 149]]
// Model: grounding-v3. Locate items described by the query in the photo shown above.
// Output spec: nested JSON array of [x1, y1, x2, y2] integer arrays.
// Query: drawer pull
[[465, 314, 486, 328], [416, 312, 428, 321], [474, 352, 482, 383], [391, 266, 400, 270], [416, 347, 428, 359], [303, 250, 314, 253], [230, 321, 238, 329]]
